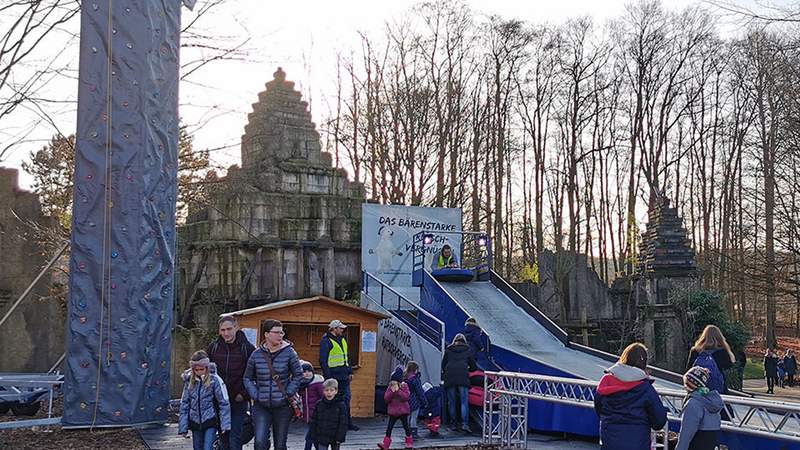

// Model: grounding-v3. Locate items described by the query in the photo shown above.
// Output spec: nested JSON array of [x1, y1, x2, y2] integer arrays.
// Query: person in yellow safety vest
[[434, 244, 459, 270], [319, 319, 359, 431]]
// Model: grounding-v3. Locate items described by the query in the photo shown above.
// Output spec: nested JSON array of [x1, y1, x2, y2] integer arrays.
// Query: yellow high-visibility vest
[[327, 337, 349, 368]]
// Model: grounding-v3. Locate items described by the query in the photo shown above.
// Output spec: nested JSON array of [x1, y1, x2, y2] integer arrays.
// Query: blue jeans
[[192, 427, 217, 450], [252, 403, 292, 450], [409, 408, 419, 430], [446, 386, 469, 427], [336, 378, 353, 426], [221, 400, 249, 450], [304, 426, 313, 450]]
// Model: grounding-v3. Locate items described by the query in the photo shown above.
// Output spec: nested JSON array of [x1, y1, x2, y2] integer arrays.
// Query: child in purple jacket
[[379, 367, 413, 449], [299, 361, 324, 450]]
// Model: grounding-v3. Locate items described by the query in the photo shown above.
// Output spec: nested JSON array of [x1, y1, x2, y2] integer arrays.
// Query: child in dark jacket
[[419, 382, 442, 437], [299, 361, 324, 450], [310, 378, 348, 450], [676, 366, 723, 450], [594, 343, 668, 450], [404, 361, 428, 438], [379, 367, 413, 449]]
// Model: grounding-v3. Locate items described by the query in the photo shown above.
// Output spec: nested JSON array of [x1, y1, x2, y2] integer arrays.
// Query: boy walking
[[310, 379, 348, 450], [676, 366, 723, 450]]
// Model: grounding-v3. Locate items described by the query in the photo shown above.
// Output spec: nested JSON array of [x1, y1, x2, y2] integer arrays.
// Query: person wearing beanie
[[676, 366, 723, 450], [419, 382, 442, 437], [380, 366, 413, 449], [404, 361, 428, 438], [298, 361, 324, 450]]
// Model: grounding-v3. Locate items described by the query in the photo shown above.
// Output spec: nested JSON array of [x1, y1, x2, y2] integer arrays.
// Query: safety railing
[[483, 371, 800, 449], [362, 271, 444, 350]]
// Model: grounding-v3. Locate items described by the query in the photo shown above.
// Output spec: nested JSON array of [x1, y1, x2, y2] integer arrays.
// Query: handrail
[[362, 271, 444, 350], [483, 370, 800, 448]]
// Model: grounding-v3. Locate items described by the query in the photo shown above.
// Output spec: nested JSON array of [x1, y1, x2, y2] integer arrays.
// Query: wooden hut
[[226, 296, 388, 417]]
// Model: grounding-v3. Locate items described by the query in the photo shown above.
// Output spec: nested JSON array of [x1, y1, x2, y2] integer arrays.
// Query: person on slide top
[[594, 343, 667, 450]]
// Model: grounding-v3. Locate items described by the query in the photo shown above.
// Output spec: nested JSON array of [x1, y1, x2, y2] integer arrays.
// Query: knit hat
[[465, 317, 478, 326], [684, 366, 710, 389], [300, 360, 313, 372], [390, 366, 404, 382], [190, 357, 210, 370]]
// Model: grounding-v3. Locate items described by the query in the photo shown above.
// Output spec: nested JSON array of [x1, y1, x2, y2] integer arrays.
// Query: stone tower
[[636, 195, 698, 370], [178, 68, 364, 328]]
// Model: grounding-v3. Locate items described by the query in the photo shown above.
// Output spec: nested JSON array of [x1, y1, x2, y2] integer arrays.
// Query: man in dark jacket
[[319, 319, 358, 430], [208, 316, 255, 450], [441, 333, 476, 433]]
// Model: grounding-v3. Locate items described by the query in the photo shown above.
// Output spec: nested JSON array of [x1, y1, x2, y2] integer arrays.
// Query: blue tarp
[[63, 0, 191, 427]]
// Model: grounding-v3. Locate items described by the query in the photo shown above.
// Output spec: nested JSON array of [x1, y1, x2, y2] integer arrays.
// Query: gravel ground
[[0, 397, 147, 450]]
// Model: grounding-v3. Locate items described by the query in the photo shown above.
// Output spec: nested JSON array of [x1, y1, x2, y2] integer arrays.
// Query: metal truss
[[482, 371, 800, 448]]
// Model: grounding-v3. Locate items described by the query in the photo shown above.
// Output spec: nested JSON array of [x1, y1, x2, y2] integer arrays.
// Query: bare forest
[[320, 0, 800, 348]]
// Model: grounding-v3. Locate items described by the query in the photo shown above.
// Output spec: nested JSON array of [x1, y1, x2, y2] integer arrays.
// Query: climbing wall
[[63, 0, 194, 427]]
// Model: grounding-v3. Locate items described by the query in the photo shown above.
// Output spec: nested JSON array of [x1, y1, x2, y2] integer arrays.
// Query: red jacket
[[384, 383, 411, 417]]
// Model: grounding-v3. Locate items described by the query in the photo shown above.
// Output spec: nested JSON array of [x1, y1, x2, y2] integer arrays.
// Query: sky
[[0, 0, 754, 190]]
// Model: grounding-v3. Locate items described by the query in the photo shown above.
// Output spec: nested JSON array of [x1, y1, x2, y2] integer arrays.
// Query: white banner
[[361, 204, 462, 286], [361, 296, 442, 386]]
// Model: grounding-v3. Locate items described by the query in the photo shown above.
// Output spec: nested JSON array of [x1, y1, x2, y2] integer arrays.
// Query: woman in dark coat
[[441, 333, 476, 433], [784, 350, 797, 387], [594, 343, 668, 450], [764, 349, 779, 394]]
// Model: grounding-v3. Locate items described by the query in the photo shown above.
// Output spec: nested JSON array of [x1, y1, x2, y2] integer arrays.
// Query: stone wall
[[0, 167, 64, 372]]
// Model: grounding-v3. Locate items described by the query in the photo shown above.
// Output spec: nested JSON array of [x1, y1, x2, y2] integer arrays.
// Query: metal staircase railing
[[362, 271, 444, 350], [483, 371, 800, 449]]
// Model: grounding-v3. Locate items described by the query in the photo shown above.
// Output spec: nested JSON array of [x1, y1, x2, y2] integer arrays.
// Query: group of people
[[595, 324, 736, 450], [178, 316, 358, 450], [763, 348, 797, 393]]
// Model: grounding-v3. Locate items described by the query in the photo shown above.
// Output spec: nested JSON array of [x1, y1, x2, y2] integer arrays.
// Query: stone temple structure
[[0, 167, 63, 372], [178, 68, 364, 329]]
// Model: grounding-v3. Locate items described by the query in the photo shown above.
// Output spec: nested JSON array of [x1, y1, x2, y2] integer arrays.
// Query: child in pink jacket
[[379, 367, 413, 449]]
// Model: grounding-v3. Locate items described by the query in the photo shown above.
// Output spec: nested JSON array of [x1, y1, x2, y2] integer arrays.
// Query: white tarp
[[361, 204, 462, 287], [361, 294, 442, 386]]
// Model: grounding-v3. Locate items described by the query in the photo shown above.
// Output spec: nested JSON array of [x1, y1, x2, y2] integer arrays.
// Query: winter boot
[[378, 436, 392, 449], [404, 435, 414, 448], [411, 427, 419, 438]]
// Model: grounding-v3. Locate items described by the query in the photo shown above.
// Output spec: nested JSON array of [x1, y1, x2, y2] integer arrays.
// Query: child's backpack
[[695, 351, 725, 393]]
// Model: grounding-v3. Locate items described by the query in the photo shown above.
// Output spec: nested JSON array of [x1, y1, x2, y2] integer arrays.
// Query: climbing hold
[[111, 250, 118, 258]]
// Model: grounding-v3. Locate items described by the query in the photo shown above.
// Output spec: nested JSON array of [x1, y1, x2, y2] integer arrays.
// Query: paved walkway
[[139, 418, 599, 449], [743, 378, 800, 402]]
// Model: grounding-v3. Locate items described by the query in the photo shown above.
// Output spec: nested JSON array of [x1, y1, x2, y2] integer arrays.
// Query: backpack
[[695, 351, 725, 393]]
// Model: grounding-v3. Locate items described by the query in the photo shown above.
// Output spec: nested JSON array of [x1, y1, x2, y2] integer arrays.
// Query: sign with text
[[361, 204, 462, 286]]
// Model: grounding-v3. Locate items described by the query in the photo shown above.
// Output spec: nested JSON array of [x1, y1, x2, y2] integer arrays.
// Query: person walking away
[[320, 319, 359, 431], [462, 318, 488, 359], [379, 367, 413, 449], [404, 361, 427, 438], [778, 352, 786, 389], [179, 351, 232, 450], [675, 367, 723, 450], [764, 349, 779, 394], [785, 350, 797, 387], [735, 348, 747, 390], [244, 319, 303, 450], [299, 361, 324, 450], [441, 333, 476, 433], [594, 343, 668, 450], [309, 379, 347, 450], [687, 325, 735, 395], [207, 316, 255, 450], [419, 382, 442, 437]]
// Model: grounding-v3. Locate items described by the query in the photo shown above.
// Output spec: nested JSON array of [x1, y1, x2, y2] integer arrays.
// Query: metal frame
[[482, 371, 800, 448], [0, 373, 63, 430], [362, 271, 445, 350]]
